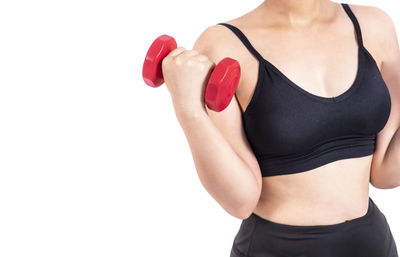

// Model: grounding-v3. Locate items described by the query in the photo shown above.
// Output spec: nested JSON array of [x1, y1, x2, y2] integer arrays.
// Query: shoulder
[[347, 3, 398, 63], [191, 20, 256, 65], [347, 3, 396, 35], [191, 24, 231, 60], [347, 3, 393, 23]]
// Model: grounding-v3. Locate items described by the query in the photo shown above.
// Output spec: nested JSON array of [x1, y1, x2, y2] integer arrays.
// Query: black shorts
[[230, 197, 398, 257]]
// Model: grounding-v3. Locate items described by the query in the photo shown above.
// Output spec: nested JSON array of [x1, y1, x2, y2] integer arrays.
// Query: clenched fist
[[161, 47, 215, 116]]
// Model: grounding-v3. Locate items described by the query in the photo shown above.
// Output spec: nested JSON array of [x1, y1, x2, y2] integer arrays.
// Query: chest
[[241, 50, 391, 157]]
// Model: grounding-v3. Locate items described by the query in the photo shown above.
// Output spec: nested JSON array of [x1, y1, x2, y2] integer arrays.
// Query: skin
[[162, 0, 400, 224]]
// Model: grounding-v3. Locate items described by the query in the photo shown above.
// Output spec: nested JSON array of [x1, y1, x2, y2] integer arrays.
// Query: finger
[[168, 47, 186, 58], [194, 54, 209, 62], [180, 50, 199, 57]]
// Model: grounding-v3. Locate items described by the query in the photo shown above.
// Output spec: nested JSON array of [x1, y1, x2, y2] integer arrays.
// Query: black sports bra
[[217, 3, 391, 177]]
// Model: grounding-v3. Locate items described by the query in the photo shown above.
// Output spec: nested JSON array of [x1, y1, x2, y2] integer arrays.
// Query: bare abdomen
[[253, 154, 372, 226]]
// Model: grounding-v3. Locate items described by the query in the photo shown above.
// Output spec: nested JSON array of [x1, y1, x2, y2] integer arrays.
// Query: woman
[[161, 0, 400, 256]]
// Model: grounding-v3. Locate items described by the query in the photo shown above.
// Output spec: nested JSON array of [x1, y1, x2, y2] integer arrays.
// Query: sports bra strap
[[216, 22, 265, 62], [341, 3, 364, 47], [218, 3, 364, 53]]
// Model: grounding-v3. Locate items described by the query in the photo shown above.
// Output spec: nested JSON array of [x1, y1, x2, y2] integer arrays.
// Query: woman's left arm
[[369, 7, 400, 189]]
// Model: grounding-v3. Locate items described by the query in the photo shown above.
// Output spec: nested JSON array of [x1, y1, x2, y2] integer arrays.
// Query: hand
[[161, 47, 215, 116]]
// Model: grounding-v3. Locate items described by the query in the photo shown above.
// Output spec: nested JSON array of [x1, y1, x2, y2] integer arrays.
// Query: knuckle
[[186, 58, 195, 66], [173, 56, 183, 65], [190, 49, 199, 55], [169, 47, 185, 57], [161, 57, 169, 69], [188, 56, 200, 65], [171, 47, 184, 54], [198, 53, 208, 59], [204, 60, 213, 68], [199, 62, 208, 71], [196, 55, 208, 62]]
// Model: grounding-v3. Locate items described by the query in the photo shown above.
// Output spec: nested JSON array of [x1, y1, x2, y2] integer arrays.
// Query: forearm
[[174, 107, 261, 219], [371, 126, 400, 188]]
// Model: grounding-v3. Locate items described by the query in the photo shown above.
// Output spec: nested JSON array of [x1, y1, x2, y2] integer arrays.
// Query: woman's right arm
[[164, 25, 262, 219]]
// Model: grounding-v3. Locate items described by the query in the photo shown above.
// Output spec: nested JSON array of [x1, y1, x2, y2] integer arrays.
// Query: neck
[[261, 0, 334, 26]]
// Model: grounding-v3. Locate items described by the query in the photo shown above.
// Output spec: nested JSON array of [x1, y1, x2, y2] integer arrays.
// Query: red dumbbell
[[142, 34, 241, 112]]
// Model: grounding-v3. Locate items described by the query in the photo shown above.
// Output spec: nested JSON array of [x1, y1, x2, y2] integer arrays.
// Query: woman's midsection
[[253, 155, 373, 226]]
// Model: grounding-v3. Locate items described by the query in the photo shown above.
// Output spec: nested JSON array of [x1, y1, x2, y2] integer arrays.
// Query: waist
[[253, 159, 371, 226], [253, 194, 370, 226], [251, 197, 377, 233]]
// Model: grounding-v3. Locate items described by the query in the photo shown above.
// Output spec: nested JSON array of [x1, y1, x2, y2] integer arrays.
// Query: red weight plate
[[142, 34, 177, 87], [205, 57, 241, 112]]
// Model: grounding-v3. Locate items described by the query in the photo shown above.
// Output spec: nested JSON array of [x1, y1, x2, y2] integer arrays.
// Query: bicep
[[206, 94, 262, 185], [192, 25, 262, 186]]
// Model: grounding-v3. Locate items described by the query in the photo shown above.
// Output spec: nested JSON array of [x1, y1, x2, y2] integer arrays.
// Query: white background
[[0, 0, 399, 256]]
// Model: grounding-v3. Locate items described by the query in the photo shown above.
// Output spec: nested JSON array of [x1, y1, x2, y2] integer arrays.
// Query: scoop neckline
[[259, 45, 365, 104], [242, 47, 365, 117]]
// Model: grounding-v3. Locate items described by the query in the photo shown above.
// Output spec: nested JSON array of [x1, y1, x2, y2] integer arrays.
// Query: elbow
[[235, 208, 255, 220], [370, 165, 400, 189], [230, 204, 255, 220], [230, 190, 261, 220], [370, 177, 400, 189]]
